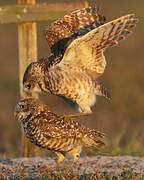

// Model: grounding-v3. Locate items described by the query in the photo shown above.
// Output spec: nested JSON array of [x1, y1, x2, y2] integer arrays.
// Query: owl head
[[23, 62, 45, 96], [14, 98, 47, 122]]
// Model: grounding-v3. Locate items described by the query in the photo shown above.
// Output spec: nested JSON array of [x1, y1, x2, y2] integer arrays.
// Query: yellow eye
[[20, 105, 24, 109], [25, 84, 31, 89]]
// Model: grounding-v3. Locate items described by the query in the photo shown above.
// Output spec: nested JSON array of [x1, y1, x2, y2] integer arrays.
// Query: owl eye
[[25, 84, 31, 89], [20, 105, 25, 109]]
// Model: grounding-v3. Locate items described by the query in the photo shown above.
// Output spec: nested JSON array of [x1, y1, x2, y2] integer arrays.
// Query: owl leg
[[73, 154, 80, 164], [65, 112, 91, 119], [78, 105, 92, 114], [67, 146, 82, 165], [49, 152, 66, 169]]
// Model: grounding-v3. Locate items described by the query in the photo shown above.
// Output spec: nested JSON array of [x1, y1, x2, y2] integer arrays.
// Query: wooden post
[[18, 0, 39, 157], [84, 1, 89, 8]]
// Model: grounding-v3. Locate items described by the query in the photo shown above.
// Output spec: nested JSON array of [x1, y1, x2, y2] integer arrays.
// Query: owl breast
[[45, 68, 96, 109]]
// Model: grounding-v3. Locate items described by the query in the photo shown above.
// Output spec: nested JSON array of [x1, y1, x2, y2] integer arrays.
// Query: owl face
[[14, 99, 32, 122], [23, 81, 42, 95], [23, 62, 43, 95], [14, 98, 45, 122]]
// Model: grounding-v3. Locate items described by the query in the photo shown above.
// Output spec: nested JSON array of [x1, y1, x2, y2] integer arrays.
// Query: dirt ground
[[0, 156, 144, 179]]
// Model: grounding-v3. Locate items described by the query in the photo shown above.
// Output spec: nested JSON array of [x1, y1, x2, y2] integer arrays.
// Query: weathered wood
[[18, 0, 39, 157], [84, 1, 89, 8], [0, 2, 84, 24]]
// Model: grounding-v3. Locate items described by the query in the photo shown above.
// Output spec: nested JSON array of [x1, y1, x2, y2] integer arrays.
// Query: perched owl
[[14, 98, 105, 168], [23, 6, 138, 113]]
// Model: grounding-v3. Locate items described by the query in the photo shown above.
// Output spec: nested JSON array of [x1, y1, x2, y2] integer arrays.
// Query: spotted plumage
[[14, 98, 105, 168], [23, 6, 138, 113], [45, 6, 106, 57]]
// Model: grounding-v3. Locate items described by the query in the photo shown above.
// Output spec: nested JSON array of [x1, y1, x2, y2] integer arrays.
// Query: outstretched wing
[[94, 79, 111, 100], [44, 6, 106, 57], [57, 14, 138, 78]]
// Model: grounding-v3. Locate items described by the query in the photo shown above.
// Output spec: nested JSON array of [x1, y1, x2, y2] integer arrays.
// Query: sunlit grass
[[88, 122, 144, 157]]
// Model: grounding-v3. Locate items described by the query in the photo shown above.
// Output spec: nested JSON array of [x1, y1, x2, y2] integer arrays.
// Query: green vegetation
[[87, 122, 144, 157]]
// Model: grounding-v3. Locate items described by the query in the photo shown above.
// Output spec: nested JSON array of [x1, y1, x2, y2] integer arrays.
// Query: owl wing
[[39, 115, 84, 138], [57, 14, 138, 79], [44, 6, 106, 57]]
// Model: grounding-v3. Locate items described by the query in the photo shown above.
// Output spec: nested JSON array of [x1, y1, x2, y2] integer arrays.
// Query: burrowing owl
[[23, 6, 138, 113], [14, 98, 105, 168]]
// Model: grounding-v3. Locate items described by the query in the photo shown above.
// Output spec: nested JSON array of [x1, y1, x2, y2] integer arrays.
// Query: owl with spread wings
[[23, 6, 138, 113]]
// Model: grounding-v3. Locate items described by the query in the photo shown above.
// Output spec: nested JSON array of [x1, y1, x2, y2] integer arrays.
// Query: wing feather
[[39, 115, 83, 138], [44, 6, 106, 57], [57, 14, 138, 78]]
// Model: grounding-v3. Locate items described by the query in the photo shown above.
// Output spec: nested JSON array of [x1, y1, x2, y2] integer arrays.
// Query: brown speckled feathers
[[45, 6, 106, 57], [58, 14, 138, 78], [14, 98, 105, 168], [23, 7, 138, 113]]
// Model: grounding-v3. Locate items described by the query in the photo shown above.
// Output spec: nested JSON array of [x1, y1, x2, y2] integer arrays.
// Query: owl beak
[[23, 84, 26, 92], [23, 84, 28, 93], [14, 104, 19, 117], [14, 111, 17, 117], [23, 85, 32, 97]]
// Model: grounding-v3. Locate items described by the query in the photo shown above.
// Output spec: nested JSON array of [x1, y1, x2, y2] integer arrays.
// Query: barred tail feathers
[[82, 129, 105, 148], [94, 79, 111, 100]]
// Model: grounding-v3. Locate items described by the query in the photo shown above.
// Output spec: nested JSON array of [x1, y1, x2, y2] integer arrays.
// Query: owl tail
[[82, 129, 105, 148], [94, 79, 111, 100]]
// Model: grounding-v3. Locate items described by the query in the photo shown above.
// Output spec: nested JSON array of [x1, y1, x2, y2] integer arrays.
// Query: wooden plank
[[0, 2, 84, 24], [18, 0, 39, 157]]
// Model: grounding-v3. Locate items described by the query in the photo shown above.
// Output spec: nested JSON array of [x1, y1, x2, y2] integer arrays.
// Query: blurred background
[[0, 0, 143, 158]]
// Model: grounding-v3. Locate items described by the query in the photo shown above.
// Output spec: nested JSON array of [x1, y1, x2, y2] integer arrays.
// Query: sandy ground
[[0, 155, 144, 179]]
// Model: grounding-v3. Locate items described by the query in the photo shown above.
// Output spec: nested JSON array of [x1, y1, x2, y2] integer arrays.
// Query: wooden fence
[[0, 0, 88, 157]]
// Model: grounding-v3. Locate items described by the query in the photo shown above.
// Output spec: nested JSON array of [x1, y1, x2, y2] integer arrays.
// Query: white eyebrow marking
[[18, 102, 25, 106]]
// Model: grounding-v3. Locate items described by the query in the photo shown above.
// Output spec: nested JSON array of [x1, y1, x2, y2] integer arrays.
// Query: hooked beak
[[23, 84, 26, 92], [23, 85, 32, 97], [14, 111, 17, 117], [23, 84, 28, 93], [14, 105, 19, 118]]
